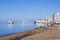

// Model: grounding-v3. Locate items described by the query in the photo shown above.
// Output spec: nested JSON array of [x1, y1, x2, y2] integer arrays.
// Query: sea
[[0, 21, 37, 36]]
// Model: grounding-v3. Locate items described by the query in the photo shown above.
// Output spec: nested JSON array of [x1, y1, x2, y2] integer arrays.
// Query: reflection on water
[[0, 22, 36, 36], [0, 20, 47, 36], [8, 24, 13, 29]]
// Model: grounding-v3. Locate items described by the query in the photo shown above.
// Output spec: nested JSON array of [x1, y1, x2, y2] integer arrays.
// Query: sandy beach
[[21, 26, 60, 40], [0, 27, 45, 40], [0, 26, 60, 40]]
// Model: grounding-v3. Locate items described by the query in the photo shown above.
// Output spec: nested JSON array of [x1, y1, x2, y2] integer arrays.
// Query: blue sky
[[0, 0, 60, 20]]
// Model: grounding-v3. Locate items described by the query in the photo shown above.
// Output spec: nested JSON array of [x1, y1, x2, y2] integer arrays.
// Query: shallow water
[[0, 22, 37, 36]]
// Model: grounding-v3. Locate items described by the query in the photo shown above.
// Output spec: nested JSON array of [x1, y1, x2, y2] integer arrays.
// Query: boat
[[7, 21, 14, 24]]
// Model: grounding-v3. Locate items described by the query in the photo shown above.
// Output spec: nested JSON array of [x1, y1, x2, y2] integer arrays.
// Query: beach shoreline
[[0, 27, 45, 40], [0, 26, 59, 40]]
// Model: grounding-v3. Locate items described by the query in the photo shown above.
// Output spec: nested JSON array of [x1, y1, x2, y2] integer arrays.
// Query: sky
[[0, 0, 60, 21]]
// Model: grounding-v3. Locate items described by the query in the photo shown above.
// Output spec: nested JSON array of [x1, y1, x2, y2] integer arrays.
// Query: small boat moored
[[7, 21, 14, 24]]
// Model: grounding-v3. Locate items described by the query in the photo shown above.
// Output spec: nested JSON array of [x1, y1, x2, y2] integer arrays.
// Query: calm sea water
[[0, 22, 37, 36]]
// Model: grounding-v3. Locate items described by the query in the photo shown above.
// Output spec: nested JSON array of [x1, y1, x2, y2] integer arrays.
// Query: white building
[[35, 17, 52, 27], [53, 13, 60, 23], [35, 19, 47, 28]]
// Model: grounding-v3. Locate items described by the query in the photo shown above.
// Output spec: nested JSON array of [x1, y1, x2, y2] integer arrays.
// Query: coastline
[[0, 27, 46, 40], [21, 26, 60, 40], [0, 26, 59, 40]]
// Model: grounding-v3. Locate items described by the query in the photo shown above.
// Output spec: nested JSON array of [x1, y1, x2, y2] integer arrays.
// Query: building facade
[[35, 17, 52, 27], [53, 13, 60, 24]]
